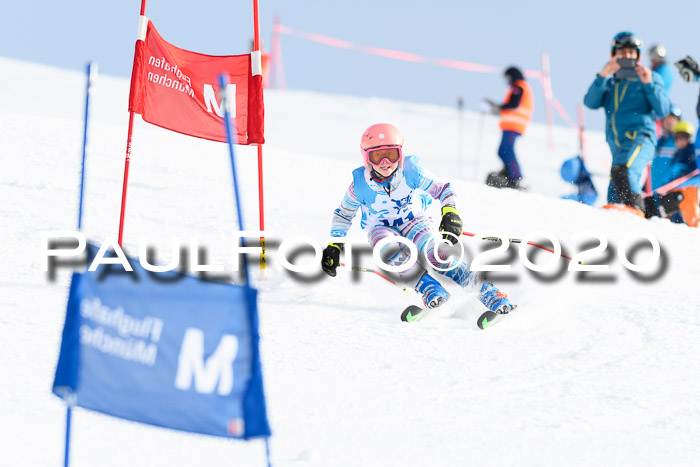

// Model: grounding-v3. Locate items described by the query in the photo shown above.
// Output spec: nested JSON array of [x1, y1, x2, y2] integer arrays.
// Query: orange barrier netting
[[275, 24, 578, 131], [552, 98, 577, 129], [275, 24, 537, 78]]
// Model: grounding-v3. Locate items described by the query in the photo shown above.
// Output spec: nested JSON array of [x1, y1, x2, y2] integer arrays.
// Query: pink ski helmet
[[360, 123, 405, 170]]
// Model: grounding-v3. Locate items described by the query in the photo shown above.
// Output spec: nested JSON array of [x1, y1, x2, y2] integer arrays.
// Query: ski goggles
[[365, 145, 403, 166]]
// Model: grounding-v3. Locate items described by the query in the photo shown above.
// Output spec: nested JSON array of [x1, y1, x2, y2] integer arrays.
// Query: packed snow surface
[[2, 58, 699, 466]]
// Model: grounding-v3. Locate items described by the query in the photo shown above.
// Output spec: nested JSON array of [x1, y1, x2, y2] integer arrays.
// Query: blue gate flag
[[53, 245, 270, 439]]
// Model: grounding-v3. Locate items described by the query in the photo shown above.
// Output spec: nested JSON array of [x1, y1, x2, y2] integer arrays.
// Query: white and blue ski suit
[[329, 156, 474, 288]]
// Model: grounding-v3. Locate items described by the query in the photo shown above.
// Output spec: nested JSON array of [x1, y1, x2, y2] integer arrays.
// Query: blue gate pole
[[65, 61, 97, 467], [218, 74, 250, 286], [64, 401, 73, 467], [78, 62, 97, 230], [219, 74, 272, 466]]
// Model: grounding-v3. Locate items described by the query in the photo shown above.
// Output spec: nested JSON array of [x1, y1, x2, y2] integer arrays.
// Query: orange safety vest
[[499, 79, 534, 135]]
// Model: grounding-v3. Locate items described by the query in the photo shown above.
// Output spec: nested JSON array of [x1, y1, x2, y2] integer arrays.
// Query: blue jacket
[[651, 143, 698, 189], [584, 72, 671, 150], [652, 62, 674, 94], [651, 133, 677, 189], [669, 144, 698, 182], [656, 133, 676, 157], [330, 156, 456, 235]]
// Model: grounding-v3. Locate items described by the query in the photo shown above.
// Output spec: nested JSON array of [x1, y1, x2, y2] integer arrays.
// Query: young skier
[[643, 121, 699, 226], [649, 105, 682, 190], [320, 123, 516, 315]]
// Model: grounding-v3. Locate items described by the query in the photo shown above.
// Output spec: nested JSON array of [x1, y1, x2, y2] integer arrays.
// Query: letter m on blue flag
[[52, 245, 270, 439]]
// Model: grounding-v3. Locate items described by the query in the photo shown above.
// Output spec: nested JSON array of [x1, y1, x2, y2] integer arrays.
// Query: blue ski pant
[[607, 133, 656, 203], [498, 130, 523, 180]]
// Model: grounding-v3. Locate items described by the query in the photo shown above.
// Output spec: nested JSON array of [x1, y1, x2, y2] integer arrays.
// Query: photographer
[[584, 32, 671, 215]]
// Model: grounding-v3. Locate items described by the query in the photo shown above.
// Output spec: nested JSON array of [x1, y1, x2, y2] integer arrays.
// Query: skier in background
[[320, 123, 516, 315], [650, 105, 682, 190], [485, 66, 534, 190], [584, 31, 671, 216], [665, 122, 697, 182], [649, 44, 674, 93], [643, 121, 699, 226]]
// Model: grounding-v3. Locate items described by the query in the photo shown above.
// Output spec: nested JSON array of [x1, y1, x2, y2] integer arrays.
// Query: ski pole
[[340, 262, 413, 294], [474, 108, 486, 182], [457, 95, 464, 179], [462, 231, 575, 262]]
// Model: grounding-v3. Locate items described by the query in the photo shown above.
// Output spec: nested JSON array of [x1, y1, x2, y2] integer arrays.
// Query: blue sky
[[3, 1, 700, 135]]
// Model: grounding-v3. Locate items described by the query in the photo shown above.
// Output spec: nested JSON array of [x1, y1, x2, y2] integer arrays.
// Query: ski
[[477, 310, 506, 329], [402, 302, 511, 328], [400, 305, 427, 323]]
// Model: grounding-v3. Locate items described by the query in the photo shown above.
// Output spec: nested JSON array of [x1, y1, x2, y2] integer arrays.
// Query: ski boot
[[479, 282, 516, 314], [486, 167, 510, 188], [486, 167, 526, 190], [415, 272, 450, 309]]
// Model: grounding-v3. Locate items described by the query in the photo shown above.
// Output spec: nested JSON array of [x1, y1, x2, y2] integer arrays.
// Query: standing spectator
[[584, 32, 671, 215], [649, 44, 674, 93], [650, 105, 682, 189], [643, 121, 699, 226], [484, 66, 534, 189], [666, 121, 697, 183]]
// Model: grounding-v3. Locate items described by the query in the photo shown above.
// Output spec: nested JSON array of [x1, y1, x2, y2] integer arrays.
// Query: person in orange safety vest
[[485, 66, 534, 189]]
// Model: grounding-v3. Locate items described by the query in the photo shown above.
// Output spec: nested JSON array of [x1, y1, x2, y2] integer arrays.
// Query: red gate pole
[[271, 14, 286, 89], [117, 0, 148, 247], [253, 0, 268, 278], [270, 15, 278, 89]]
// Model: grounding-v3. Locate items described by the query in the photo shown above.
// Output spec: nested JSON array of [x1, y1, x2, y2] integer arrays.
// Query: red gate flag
[[129, 19, 264, 144]]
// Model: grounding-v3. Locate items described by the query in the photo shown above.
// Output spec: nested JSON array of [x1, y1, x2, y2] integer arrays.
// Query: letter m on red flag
[[128, 19, 264, 145]]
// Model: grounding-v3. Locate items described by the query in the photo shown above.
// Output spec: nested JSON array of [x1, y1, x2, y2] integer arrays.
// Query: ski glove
[[439, 207, 463, 244], [321, 243, 343, 277], [675, 56, 700, 83]]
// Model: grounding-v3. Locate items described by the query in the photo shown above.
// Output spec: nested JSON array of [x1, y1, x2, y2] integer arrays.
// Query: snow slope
[[2, 57, 700, 467]]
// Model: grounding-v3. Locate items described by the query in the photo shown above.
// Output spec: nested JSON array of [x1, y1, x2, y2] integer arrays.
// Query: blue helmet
[[611, 32, 643, 56]]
